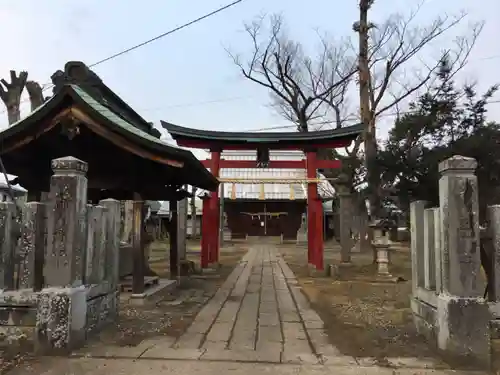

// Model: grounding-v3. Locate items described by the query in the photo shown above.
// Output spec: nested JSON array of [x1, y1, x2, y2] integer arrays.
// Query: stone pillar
[[410, 200, 426, 293], [45, 156, 88, 287], [0, 202, 15, 290], [120, 200, 133, 244], [19, 202, 46, 291], [438, 156, 481, 297], [100, 199, 121, 288], [423, 208, 437, 290], [86, 205, 106, 285], [337, 182, 353, 263], [436, 156, 489, 365]]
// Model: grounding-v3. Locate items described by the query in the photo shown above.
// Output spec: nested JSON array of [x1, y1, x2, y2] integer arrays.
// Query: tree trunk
[[0, 70, 28, 125], [26, 81, 45, 111]]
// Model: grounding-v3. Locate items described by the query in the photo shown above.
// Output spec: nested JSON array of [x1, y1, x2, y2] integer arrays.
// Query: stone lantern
[[370, 218, 397, 277]]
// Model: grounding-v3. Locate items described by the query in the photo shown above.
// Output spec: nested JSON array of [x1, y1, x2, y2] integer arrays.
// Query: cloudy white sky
[[0, 0, 498, 158]]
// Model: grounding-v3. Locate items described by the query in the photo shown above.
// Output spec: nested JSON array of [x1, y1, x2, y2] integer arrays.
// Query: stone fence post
[[410, 200, 426, 294], [45, 156, 88, 287], [438, 156, 481, 297], [100, 199, 121, 288], [436, 155, 489, 364], [36, 156, 88, 354]]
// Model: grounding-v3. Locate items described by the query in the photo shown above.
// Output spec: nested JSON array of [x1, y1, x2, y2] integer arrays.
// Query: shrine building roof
[[0, 61, 218, 196]]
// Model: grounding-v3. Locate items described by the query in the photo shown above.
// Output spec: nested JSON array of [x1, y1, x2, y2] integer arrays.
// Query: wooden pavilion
[[162, 121, 363, 271], [0, 61, 218, 293]]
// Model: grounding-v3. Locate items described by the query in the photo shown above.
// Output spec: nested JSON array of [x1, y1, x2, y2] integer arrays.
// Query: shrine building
[[218, 149, 336, 240]]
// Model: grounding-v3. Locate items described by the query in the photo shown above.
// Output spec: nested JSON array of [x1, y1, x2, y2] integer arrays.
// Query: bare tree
[[355, 0, 483, 220], [228, 15, 357, 133], [0, 70, 28, 125], [26, 81, 46, 111]]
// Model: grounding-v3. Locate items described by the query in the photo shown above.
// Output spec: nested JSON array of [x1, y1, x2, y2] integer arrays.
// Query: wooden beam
[[218, 177, 327, 184], [175, 139, 353, 150], [69, 107, 185, 168], [200, 159, 341, 169]]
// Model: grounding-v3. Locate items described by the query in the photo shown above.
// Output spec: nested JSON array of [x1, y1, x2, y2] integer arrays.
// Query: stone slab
[[140, 347, 206, 360], [71, 339, 159, 359], [281, 351, 320, 365], [174, 333, 204, 349], [202, 348, 281, 363], [205, 322, 233, 342], [319, 355, 358, 366]]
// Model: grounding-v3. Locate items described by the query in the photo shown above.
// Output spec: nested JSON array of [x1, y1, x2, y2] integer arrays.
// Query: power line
[[89, 0, 245, 67], [0, 0, 246, 116], [246, 99, 500, 132]]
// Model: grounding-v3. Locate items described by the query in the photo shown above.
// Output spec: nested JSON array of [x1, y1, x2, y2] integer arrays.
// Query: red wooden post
[[200, 195, 210, 268], [210, 150, 221, 264], [315, 198, 324, 270], [306, 151, 317, 266]]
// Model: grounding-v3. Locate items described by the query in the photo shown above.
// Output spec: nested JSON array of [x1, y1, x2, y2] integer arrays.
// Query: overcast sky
[[0, 0, 498, 155]]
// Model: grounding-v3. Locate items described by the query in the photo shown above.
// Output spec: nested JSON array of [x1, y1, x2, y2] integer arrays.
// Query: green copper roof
[[0, 82, 218, 191], [71, 85, 180, 149]]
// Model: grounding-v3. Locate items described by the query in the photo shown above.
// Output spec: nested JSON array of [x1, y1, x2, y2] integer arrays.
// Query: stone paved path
[[152, 244, 339, 365], [14, 245, 488, 374]]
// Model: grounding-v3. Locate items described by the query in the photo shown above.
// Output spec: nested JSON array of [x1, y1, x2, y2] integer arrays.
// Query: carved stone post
[[410, 200, 427, 294], [19, 202, 46, 291], [438, 156, 481, 297], [0, 202, 15, 290], [337, 179, 353, 263], [45, 156, 88, 287], [436, 155, 489, 364], [100, 199, 121, 288]]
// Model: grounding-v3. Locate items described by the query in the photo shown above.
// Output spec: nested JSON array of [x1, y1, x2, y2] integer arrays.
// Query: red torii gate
[[161, 121, 363, 271]]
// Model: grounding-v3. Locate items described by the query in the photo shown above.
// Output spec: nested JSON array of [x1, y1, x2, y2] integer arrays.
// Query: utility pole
[[355, 0, 379, 222]]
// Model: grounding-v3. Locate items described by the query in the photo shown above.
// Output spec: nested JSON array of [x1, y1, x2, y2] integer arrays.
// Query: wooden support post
[[210, 150, 221, 264], [169, 199, 178, 278], [132, 195, 145, 294], [191, 187, 197, 238], [306, 151, 317, 267], [219, 183, 225, 249], [316, 198, 324, 270], [201, 195, 210, 268]]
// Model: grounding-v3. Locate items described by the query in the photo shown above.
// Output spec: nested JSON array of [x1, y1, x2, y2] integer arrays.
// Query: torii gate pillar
[[306, 150, 324, 270]]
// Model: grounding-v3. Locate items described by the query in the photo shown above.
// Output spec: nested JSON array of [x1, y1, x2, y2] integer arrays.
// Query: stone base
[[411, 294, 491, 369], [436, 294, 490, 368], [307, 264, 329, 277], [371, 274, 403, 283], [411, 297, 437, 343], [35, 286, 87, 355], [127, 279, 177, 306]]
